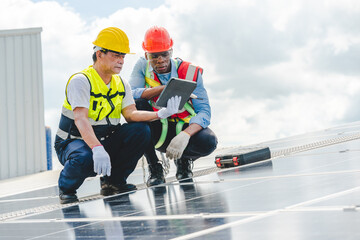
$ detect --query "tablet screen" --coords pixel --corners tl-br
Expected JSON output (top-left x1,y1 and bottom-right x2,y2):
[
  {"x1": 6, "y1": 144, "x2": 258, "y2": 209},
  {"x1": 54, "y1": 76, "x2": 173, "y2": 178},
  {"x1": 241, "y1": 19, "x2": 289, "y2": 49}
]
[{"x1": 155, "y1": 78, "x2": 197, "y2": 110}]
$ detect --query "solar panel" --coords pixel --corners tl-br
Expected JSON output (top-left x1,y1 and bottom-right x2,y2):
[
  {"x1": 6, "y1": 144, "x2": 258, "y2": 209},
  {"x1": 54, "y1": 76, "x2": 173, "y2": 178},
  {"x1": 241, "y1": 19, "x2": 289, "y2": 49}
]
[{"x1": 1, "y1": 122, "x2": 360, "y2": 239}]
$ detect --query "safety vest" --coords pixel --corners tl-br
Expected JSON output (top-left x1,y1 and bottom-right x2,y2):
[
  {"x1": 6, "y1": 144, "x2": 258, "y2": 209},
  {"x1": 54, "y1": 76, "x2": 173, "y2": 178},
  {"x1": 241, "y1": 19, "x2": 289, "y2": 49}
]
[
  {"x1": 144, "y1": 58, "x2": 203, "y2": 148},
  {"x1": 56, "y1": 66, "x2": 125, "y2": 141},
  {"x1": 145, "y1": 58, "x2": 203, "y2": 123}
]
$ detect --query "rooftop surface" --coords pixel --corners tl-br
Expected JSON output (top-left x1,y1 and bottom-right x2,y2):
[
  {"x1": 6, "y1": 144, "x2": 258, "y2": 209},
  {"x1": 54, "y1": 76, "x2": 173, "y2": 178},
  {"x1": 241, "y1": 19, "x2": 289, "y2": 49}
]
[{"x1": 1, "y1": 121, "x2": 360, "y2": 239}]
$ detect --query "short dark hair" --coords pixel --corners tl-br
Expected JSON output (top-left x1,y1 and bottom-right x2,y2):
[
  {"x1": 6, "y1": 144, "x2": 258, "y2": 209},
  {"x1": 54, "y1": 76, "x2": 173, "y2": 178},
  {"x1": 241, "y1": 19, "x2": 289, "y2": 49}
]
[{"x1": 92, "y1": 48, "x2": 110, "y2": 62}]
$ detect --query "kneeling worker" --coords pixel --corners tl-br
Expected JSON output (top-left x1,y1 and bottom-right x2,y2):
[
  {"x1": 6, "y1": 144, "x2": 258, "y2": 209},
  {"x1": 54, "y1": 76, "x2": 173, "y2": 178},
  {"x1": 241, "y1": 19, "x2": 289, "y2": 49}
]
[
  {"x1": 55, "y1": 27, "x2": 181, "y2": 204},
  {"x1": 130, "y1": 26, "x2": 218, "y2": 186}
]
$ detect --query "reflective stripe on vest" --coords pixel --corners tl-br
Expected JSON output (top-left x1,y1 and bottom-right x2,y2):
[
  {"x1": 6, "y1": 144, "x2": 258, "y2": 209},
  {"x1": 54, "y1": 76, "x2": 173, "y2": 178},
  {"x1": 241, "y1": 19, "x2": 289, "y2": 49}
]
[{"x1": 56, "y1": 66, "x2": 125, "y2": 140}]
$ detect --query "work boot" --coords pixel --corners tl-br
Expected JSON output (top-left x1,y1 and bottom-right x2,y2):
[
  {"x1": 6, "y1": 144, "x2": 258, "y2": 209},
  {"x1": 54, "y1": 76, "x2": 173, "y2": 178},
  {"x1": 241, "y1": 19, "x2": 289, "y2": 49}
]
[
  {"x1": 59, "y1": 190, "x2": 79, "y2": 204},
  {"x1": 100, "y1": 177, "x2": 137, "y2": 196},
  {"x1": 175, "y1": 158, "x2": 193, "y2": 180},
  {"x1": 147, "y1": 162, "x2": 165, "y2": 187}
]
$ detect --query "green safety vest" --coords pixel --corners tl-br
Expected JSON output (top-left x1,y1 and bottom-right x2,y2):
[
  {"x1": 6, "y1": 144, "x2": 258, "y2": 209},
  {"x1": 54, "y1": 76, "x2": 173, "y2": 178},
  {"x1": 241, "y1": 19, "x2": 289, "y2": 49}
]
[{"x1": 56, "y1": 65, "x2": 125, "y2": 141}]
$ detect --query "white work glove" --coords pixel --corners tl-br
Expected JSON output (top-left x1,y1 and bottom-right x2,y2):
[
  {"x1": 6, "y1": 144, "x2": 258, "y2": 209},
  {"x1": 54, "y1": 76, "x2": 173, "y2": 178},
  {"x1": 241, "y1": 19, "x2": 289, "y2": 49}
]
[
  {"x1": 166, "y1": 131, "x2": 191, "y2": 160},
  {"x1": 157, "y1": 96, "x2": 182, "y2": 119},
  {"x1": 92, "y1": 145, "x2": 111, "y2": 176}
]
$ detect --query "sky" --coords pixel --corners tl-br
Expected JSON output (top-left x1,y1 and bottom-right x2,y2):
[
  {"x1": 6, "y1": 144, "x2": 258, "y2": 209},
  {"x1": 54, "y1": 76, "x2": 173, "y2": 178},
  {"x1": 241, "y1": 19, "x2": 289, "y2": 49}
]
[{"x1": 1, "y1": 0, "x2": 360, "y2": 149}]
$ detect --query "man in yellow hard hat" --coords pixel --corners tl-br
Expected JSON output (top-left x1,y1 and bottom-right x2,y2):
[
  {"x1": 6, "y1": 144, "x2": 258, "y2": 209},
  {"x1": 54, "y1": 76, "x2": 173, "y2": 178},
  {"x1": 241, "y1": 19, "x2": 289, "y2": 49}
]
[
  {"x1": 54, "y1": 27, "x2": 181, "y2": 204},
  {"x1": 130, "y1": 26, "x2": 218, "y2": 187}
]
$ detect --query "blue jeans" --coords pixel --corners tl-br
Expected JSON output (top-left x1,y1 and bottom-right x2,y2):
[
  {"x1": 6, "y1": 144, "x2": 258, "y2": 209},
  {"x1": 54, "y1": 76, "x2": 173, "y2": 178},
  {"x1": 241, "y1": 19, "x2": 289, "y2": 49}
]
[{"x1": 55, "y1": 122, "x2": 150, "y2": 193}]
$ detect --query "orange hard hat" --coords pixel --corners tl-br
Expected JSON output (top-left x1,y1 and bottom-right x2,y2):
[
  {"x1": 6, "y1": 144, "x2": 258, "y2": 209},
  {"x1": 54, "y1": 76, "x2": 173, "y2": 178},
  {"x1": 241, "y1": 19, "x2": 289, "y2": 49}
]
[{"x1": 142, "y1": 26, "x2": 174, "y2": 53}]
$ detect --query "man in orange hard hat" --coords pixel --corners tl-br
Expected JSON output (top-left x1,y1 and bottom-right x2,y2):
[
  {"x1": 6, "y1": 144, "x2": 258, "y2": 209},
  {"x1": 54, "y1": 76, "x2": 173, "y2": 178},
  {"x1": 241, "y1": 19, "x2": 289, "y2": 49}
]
[
  {"x1": 130, "y1": 26, "x2": 218, "y2": 186},
  {"x1": 54, "y1": 27, "x2": 181, "y2": 204}
]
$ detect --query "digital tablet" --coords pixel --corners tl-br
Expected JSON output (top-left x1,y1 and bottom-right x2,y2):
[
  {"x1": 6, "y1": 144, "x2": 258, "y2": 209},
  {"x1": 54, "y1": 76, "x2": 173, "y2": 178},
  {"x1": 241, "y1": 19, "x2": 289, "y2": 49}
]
[{"x1": 155, "y1": 78, "x2": 197, "y2": 110}]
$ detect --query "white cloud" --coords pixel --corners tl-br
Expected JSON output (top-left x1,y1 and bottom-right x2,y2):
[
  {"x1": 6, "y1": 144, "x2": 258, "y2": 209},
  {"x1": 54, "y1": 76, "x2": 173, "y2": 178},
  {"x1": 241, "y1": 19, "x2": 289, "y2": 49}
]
[
  {"x1": 1, "y1": 0, "x2": 360, "y2": 151},
  {"x1": 211, "y1": 92, "x2": 349, "y2": 147}
]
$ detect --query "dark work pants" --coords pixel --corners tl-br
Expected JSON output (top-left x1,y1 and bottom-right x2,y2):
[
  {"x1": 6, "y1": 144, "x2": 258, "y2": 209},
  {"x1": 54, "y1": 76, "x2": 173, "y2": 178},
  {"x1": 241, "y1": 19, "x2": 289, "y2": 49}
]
[
  {"x1": 135, "y1": 99, "x2": 218, "y2": 165},
  {"x1": 55, "y1": 122, "x2": 151, "y2": 193}
]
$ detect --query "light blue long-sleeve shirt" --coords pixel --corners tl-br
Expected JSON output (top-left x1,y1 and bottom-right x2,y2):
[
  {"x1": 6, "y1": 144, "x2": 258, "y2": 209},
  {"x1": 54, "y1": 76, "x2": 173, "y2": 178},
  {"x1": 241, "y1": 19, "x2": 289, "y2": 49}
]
[{"x1": 129, "y1": 57, "x2": 211, "y2": 128}]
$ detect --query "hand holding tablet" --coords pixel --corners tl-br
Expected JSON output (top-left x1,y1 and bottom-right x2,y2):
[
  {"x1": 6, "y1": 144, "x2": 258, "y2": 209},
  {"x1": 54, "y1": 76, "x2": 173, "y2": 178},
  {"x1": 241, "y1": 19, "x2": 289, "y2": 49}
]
[
  {"x1": 155, "y1": 78, "x2": 197, "y2": 110},
  {"x1": 157, "y1": 96, "x2": 182, "y2": 119}
]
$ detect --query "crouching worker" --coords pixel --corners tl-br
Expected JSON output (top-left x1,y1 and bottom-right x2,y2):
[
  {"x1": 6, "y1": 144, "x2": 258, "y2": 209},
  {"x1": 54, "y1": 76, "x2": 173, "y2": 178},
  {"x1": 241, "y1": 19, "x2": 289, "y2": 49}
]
[
  {"x1": 129, "y1": 26, "x2": 218, "y2": 187},
  {"x1": 55, "y1": 27, "x2": 181, "y2": 204}
]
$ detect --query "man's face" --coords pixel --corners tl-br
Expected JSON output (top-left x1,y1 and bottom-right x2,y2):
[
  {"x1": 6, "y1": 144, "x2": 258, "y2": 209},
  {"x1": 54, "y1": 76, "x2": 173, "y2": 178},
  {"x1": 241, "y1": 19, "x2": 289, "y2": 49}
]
[
  {"x1": 147, "y1": 50, "x2": 172, "y2": 74},
  {"x1": 101, "y1": 51, "x2": 126, "y2": 74}
]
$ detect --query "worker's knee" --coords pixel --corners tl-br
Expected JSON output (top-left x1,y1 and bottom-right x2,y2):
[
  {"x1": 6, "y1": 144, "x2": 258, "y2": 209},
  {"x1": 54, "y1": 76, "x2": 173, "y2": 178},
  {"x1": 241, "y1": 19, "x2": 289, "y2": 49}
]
[
  {"x1": 131, "y1": 122, "x2": 151, "y2": 138},
  {"x1": 191, "y1": 128, "x2": 218, "y2": 156},
  {"x1": 201, "y1": 130, "x2": 218, "y2": 155},
  {"x1": 74, "y1": 150, "x2": 93, "y2": 166},
  {"x1": 125, "y1": 122, "x2": 151, "y2": 148},
  {"x1": 68, "y1": 149, "x2": 95, "y2": 174},
  {"x1": 61, "y1": 149, "x2": 94, "y2": 180}
]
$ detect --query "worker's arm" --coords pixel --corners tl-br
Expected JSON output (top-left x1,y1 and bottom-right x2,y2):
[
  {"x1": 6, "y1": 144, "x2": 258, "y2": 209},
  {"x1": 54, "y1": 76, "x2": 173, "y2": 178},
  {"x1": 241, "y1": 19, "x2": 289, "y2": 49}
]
[
  {"x1": 73, "y1": 107, "x2": 111, "y2": 176},
  {"x1": 122, "y1": 104, "x2": 159, "y2": 122},
  {"x1": 140, "y1": 85, "x2": 165, "y2": 100},
  {"x1": 73, "y1": 107, "x2": 101, "y2": 149},
  {"x1": 122, "y1": 96, "x2": 181, "y2": 122},
  {"x1": 189, "y1": 73, "x2": 211, "y2": 128},
  {"x1": 66, "y1": 74, "x2": 111, "y2": 176},
  {"x1": 183, "y1": 123, "x2": 203, "y2": 136},
  {"x1": 67, "y1": 74, "x2": 100, "y2": 148}
]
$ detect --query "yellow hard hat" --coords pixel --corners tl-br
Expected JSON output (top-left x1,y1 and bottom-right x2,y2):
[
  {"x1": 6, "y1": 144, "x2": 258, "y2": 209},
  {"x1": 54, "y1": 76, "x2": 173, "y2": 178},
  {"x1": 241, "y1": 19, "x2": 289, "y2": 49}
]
[{"x1": 93, "y1": 27, "x2": 133, "y2": 54}]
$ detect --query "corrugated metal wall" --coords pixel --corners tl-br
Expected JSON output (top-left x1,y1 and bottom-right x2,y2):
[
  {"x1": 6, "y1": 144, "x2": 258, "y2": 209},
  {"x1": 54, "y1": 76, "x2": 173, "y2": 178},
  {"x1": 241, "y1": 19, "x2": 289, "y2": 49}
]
[{"x1": 0, "y1": 27, "x2": 47, "y2": 180}]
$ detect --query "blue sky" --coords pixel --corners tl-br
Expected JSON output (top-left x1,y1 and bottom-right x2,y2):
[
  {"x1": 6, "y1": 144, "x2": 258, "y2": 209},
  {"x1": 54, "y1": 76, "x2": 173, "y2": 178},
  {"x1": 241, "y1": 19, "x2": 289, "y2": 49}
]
[{"x1": 1, "y1": 0, "x2": 360, "y2": 151}]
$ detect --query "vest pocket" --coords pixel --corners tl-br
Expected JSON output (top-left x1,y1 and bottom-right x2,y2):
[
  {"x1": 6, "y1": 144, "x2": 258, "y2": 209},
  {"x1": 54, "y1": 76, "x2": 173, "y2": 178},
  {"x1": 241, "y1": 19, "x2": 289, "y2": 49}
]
[{"x1": 92, "y1": 101, "x2": 98, "y2": 111}]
